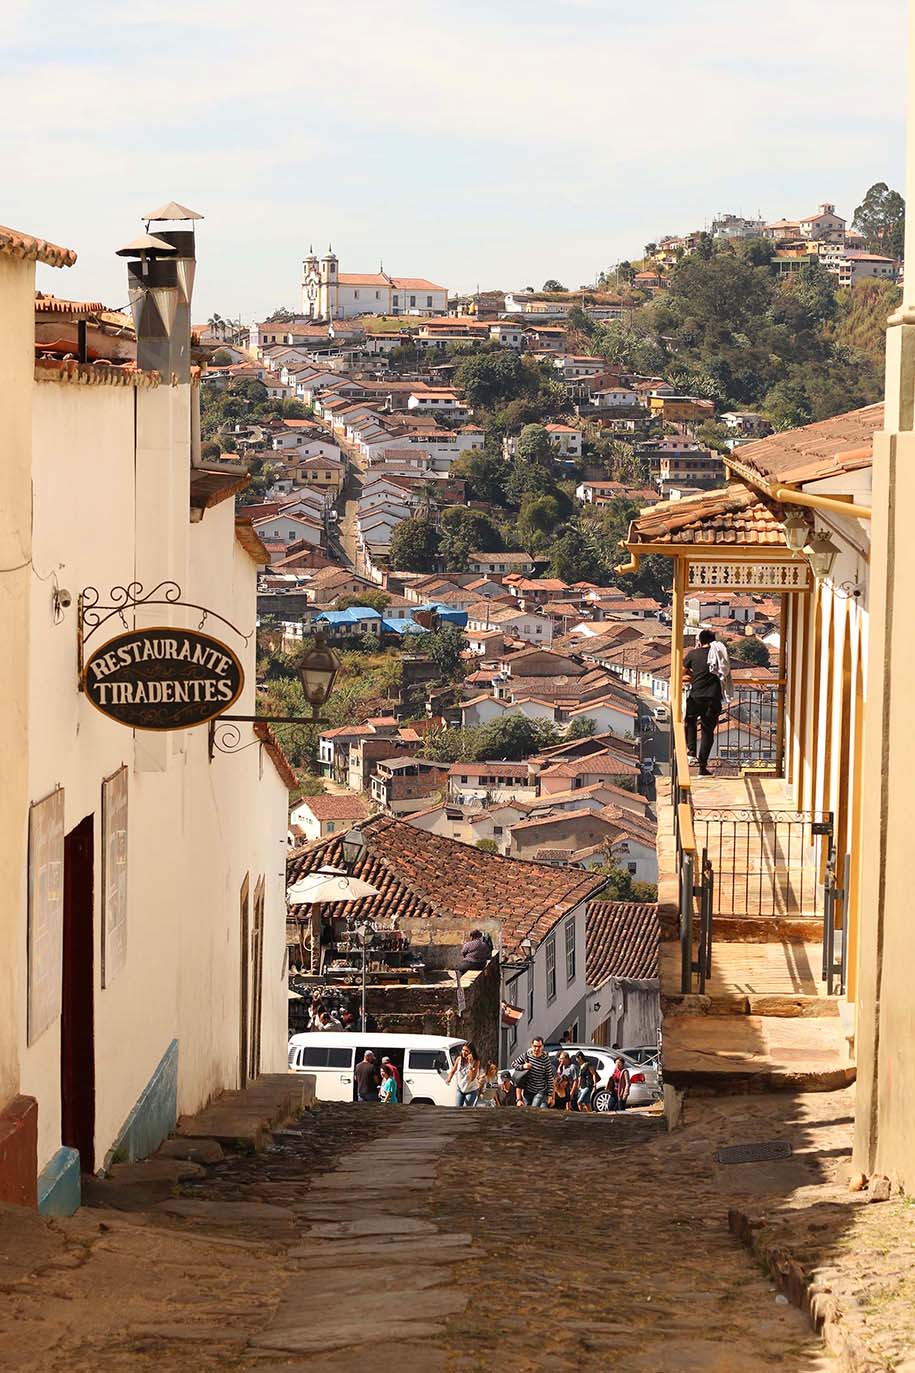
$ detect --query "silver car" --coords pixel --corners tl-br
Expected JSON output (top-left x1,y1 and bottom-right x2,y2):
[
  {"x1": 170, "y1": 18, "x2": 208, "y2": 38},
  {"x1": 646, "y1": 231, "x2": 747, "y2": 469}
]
[{"x1": 549, "y1": 1045, "x2": 661, "y2": 1111}]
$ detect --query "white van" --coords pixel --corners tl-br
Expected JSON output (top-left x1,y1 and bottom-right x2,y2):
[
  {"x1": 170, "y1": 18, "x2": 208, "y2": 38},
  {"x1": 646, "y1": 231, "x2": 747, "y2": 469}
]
[{"x1": 287, "y1": 1031, "x2": 467, "y2": 1106}]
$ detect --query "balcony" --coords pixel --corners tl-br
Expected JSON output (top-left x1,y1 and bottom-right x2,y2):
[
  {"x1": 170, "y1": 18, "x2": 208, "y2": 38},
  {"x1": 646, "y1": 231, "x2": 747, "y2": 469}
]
[{"x1": 659, "y1": 722, "x2": 854, "y2": 1094}]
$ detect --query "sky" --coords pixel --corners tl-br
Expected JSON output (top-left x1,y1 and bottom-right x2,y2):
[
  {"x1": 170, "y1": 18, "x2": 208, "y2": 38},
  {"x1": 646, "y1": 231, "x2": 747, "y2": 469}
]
[{"x1": 2, "y1": 0, "x2": 908, "y2": 320}]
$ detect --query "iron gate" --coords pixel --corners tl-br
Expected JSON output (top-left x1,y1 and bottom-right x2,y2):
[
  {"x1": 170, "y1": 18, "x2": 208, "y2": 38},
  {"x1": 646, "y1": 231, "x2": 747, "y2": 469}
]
[{"x1": 691, "y1": 809, "x2": 833, "y2": 922}]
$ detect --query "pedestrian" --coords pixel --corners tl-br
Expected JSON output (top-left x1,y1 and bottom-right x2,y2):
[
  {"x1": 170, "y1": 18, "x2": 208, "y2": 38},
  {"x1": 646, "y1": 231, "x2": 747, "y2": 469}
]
[
  {"x1": 447, "y1": 1041, "x2": 483, "y2": 1107},
  {"x1": 379, "y1": 1063, "x2": 398, "y2": 1103},
  {"x1": 574, "y1": 1052, "x2": 596, "y2": 1112},
  {"x1": 611, "y1": 1056, "x2": 631, "y2": 1112},
  {"x1": 353, "y1": 1050, "x2": 380, "y2": 1103},
  {"x1": 456, "y1": 930, "x2": 490, "y2": 976},
  {"x1": 380, "y1": 1056, "x2": 402, "y2": 1098},
  {"x1": 683, "y1": 629, "x2": 731, "y2": 777},
  {"x1": 552, "y1": 1051, "x2": 577, "y2": 1111},
  {"x1": 510, "y1": 1037, "x2": 555, "y2": 1108},
  {"x1": 315, "y1": 1008, "x2": 341, "y2": 1031},
  {"x1": 476, "y1": 1062, "x2": 503, "y2": 1107}
]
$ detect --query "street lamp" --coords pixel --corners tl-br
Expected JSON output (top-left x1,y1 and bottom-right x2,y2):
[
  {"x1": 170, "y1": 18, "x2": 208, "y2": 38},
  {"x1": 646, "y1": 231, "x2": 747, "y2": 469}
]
[
  {"x1": 299, "y1": 635, "x2": 341, "y2": 721},
  {"x1": 341, "y1": 827, "x2": 367, "y2": 869},
  {"x1": 355, "y1": 919, "x2": 374, "y2": 1030},
  {"x1": 804, "y1": 531, "x2": 840, "y2": 582},
  {"x1": 520, "y1": 937, "x2": 534, "y2": 959},
  {"x1": 781, "y1": 512, "x2": 809, "y2": 553}
]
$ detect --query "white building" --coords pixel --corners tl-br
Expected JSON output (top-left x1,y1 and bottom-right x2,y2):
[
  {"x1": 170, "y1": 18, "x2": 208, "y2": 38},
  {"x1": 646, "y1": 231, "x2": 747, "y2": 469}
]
[
  {"x1": 0, "y1": 214, "x2": 291, "y2": 1214},
  {"x1": 301, "y1": 249, "x2": 447, "y2": 320}
]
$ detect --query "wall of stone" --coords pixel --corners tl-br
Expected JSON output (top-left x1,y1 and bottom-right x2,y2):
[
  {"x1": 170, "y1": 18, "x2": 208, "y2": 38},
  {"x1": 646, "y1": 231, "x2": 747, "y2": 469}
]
[{"x1": 366, "y1": 959, "x2": 501, "y2": 1068}]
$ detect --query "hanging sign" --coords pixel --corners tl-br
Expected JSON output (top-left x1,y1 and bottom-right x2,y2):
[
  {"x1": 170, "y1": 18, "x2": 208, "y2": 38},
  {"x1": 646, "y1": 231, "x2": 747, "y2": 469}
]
[{"x1": 83, "y1": 626, "x2": 244, "y2": 730}]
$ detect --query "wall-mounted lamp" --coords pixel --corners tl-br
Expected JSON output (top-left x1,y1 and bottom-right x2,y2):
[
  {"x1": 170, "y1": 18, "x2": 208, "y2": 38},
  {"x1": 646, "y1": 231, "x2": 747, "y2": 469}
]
[
  {"x1": 299, "y1": 635, "x2": 341, "y2": 721},
  {"x1": 341, "y1": 827, "x2": 367, "y2": 869},
  {"x1": 781, "y1": 512, "x2": 809, "y2": 553},
  {"x1": 520, "y1": 937, "x2": 534, "y2": 960},
  {"x1": 803, "y1": 530, "x2": 840, "y2": 582}
]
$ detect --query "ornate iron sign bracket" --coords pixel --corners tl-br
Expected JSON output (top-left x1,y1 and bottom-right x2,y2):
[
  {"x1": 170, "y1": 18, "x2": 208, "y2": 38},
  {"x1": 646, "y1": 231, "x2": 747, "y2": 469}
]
[
  {"x1": 208, "y1": 713, "x2": 329, "y2": 762},
  {"x1": 78, "y1": 581, "x2": 253, "y2": 689}
]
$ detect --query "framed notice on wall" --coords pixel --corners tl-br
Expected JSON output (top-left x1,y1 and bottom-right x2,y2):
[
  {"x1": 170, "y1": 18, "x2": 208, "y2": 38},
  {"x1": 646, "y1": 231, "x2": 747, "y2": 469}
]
[
  {"x1": 27, "y1": 787, "x2": 65, "y2": 1044},
  {"x1": 101, "y1": 765, "x2": 128, "y2": 987}
]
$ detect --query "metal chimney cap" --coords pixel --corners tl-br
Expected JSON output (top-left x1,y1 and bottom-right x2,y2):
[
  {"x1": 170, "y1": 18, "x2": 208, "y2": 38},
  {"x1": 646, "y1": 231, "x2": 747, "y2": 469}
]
[
  {"x1": 116, "y1": 231, "x2": 178, "y2": 258},
  {"x1": 142, "y1": 201, "x2": 205, "y2": 222}
]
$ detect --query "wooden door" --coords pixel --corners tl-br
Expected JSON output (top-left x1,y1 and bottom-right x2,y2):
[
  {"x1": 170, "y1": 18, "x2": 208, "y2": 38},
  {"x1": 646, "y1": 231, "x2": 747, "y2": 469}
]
[
  {"x1": 61, "y1": 815, "x2": 95, "y2": 1173},
  {"x1": 239, "y1": 875, "x2": 250, "y2": 1090}
]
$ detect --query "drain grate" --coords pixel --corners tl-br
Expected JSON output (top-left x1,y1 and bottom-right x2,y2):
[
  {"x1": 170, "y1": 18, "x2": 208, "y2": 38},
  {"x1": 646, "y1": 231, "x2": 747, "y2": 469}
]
[{"x1": 716, "y1": 1140, "x2": 793, "y2": 1165}]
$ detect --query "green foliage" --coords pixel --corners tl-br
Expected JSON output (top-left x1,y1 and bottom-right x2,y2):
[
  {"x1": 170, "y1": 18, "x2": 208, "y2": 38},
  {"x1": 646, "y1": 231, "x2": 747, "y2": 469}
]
[
  {"x1": 406, "y1": 622, "x2": 467, "y2": 682},
  {"x1": 438, "y1": 506, "x2": 503, "y2": 570},
  {"x1": 592, "y1": 858, "x2": 656, "y2": 902},
  {"x1": 266, "y1": 306, "x2": 296, "y2": 322},
  {"x1": 473, "y1": 714, "x2": 559, "y2": 761},
  {"x1": 542, "y1": 279, "x2": 566, "y2": 292},
  {"x1": 729, "y1": 635, "x2": 770, "y2": 667},
  {"x1": 853, "y1": 182, "x2": 906, "y2": 259},
  {"x1": 450, "y1": 448, "x2": 509, "y2": 505},
  {"x1": 202, "y1": 440, "x2": 221, "y2": 461},
  {"x1": 211, "y1": 348, "x2": 233, "y2": 365},
  {"x1": 476, "y1": 838, "x2": 499, "y2": 853},
  {"x1": 389, "y1": 515, "x2": 438, "y2": 572},
  {"x1": 282, "y1": 398, "x2": 311, "y2": 419},
  {"x1": 832, "y1": 278, "x2": 902, "y2": 368},
  {"x1": 517, "y1": 494, "x2": 564, "y2": 554},
  {"x1": 566, "y1": 715, "x2": 597, "y2": 739},
  {"x1": 548, "y1": 526, "x2": 605, "y2": 584},
  {"x1": 335, "y1": 590, "x2": 390, "y2": 613}
]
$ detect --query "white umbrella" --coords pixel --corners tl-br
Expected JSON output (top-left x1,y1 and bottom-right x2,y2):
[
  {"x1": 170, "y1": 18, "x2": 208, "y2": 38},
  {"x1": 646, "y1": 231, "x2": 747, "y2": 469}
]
[{"x1": 286, "y1": 867, "x2": 379, "y2": 906}]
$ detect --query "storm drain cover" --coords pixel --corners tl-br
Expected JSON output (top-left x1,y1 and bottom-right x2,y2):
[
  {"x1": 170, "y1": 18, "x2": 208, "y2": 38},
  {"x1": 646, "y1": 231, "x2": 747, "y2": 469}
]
[{"x1": 716, "y1": 1140, "x2": 793, "y2": 1165}]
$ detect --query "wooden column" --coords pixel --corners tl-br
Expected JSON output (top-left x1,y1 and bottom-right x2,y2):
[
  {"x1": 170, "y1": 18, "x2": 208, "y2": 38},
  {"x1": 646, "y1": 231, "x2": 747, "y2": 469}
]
[{"x1": 670, "y1": 558, "x2": 687, "y2": 721}]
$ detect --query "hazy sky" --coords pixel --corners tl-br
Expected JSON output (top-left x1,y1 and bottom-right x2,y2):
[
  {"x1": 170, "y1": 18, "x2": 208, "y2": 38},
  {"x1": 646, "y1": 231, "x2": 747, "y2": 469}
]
[{"x1": 3, "y1": 0, "x2": 907, "y2": 320}]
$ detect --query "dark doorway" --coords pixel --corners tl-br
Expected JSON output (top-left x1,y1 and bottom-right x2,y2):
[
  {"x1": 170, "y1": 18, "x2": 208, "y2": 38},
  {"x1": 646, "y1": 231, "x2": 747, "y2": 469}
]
[{"x1": 61, "y1": 814, "x2": 95, "y2": 1174}]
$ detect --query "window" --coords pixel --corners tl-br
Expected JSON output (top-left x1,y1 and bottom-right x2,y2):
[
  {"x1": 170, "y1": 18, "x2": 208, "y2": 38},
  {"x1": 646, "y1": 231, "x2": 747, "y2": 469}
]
[
  {"x1": 628, "y1": 862, "x2": 637, "y2": 875},
  {"x1": 546, "y1": 936, "x2": 556, "y2": 1003},
  {"x1": 326, "y1": 822, "x2": 335, "y2": 834},
  {"x1": 410, "y1": 295, "x2": 416, "y2": 307},
  {"x1": 301, "y1": 1046, "x2": 352, "y2": 1068},
  {"x1": 565, "y1": 918, "x2": 576, "y2": 983},
  {"x1": 393, "y1": 295, "x2": 399, "y2": 305},
  {"x1": 408, "y1": 1049, "x2": 448, "y2": 1071},
  {"x1": 527, "y1": 964, "x2": 534, "y2": 1020},
  {"x1": 427, "y1": 296, "x2": 433, "y2": 307},
  {"x1": 493, "y1": 825, "x2": 503, "y2": 836},
  {"x1": 354, "y1": 290, "x2": 360, "y2": 299}
]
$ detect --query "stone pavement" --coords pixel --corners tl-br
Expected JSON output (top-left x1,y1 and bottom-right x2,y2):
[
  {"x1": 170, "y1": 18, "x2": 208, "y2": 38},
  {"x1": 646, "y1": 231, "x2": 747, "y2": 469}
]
[{"x1": 3, "y1": 1086, "x2": 913, "y2": 1371}]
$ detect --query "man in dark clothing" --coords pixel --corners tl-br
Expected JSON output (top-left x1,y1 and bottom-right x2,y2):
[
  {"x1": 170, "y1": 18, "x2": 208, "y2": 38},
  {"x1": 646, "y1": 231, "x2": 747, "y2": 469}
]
[
  {"x1": 684, "y1": 629, "x2": 723, "y2": 776},
  {"x1": 457, "y1": 930, "x2": 490, "y2": 976},
  {"x1": 353, "y1": 1051, "x2": 380, "y2": 1102}
]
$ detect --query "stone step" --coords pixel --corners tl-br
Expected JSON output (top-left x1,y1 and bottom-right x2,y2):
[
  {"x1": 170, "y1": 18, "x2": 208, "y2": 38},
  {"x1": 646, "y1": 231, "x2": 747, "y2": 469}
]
[
  {"x1": 662, "y1": 1012, "x2": 855, "y2": 1095},
  {"x1": 175, "y1": 1073, "x2": 315, "y2": 1150},
  {"x1": 693, "y1": 917, "x2": 823, "y2": 943},
  {"x1": 663, "y1": 993, "x2": 839, "y2": 1019}
]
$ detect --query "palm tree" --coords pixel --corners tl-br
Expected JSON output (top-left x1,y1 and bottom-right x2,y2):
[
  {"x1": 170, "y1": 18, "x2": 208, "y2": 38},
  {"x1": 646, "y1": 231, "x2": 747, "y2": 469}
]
[{"x1": 208, "y1": 313, "x2": 223, "y2": 340}]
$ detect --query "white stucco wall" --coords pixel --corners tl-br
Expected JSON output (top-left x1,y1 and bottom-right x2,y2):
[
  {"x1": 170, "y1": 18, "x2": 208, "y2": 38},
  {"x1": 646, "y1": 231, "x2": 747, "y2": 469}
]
[{"x1": 22, "y1": 377, "x2": 289, "y2": 1175}]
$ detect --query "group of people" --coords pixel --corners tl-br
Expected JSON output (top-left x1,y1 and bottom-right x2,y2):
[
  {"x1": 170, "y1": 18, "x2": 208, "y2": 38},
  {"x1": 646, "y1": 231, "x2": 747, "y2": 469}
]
[
  {"x1": 353, "y1": 1050, "x2": 402, "y2": 1103},
  {"x1": 304, "y1": 992, "x2": 376, "y2": 1035},
  {"x1": 509, "y1": 1039, "x2": 631, "y2": 1112}
]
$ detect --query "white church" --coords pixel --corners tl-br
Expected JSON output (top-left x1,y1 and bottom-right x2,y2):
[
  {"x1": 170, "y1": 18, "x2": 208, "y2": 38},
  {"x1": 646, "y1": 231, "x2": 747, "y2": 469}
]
[{"x1": 301, "y1": 248, "x2": 448, "y2": 320}]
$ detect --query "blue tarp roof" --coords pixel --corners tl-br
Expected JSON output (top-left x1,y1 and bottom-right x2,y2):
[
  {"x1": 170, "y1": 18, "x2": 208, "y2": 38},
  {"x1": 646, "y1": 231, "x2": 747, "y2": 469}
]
[
  {"x1": 316, "y1": 607, "x2": 382, "y2": 625},
  {"x1": 382, "y1": 618, "x2": 429, "y2": 635}
]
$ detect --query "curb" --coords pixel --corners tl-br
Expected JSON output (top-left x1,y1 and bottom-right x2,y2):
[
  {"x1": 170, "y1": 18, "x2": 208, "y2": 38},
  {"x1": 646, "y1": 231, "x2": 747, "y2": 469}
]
[{"x1": 728, "y1": 1208, "x2": 882, "y2": 1373}]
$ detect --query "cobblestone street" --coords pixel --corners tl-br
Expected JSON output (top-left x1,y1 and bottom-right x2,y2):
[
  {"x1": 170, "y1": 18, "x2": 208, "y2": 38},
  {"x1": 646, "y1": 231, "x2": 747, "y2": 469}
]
[{"x1": 2, "y1": 1087, "x2": 899, "y2": 1372}]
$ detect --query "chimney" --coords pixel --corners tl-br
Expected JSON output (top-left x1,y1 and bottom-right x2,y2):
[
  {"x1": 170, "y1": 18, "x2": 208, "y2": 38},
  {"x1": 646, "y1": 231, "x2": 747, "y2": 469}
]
[{"x1": 117, "y1": 202, "x2": 203, "y2": 381}]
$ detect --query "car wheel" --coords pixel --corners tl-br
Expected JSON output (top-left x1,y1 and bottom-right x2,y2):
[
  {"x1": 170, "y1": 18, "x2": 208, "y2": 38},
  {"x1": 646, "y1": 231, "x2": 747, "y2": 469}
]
[{"x1": 592, "y1": 1088, "x2": 616, "y2": 1113}]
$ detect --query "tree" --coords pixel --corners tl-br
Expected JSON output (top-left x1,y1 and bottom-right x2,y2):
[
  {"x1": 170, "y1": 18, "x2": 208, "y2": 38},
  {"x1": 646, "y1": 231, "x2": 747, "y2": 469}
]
[
  {"x1": 211, "y1": 348, "x2": 233, "y2": 365},
  {"x1": 549, "y1": 526, "x2": 604, "y2": 584},
  {"x1": 423, "y1": 622, "x2": 467, "y2": 681},
  {"x1": 202, "y1": 440, "x2": 221, "y2": 461},
  {"x1": 389, "y1": 515, "x2": 438, "y2": 572},
  {"x1": 567, "y1": 715, "x2": 597, "y2": 739},
  {"x1": 542, "y1": 279, "x2": 566, "y2": 292},
  {"x1": 451, "y1": 449, "x2": 509, "y2": 505},
  {"x1": 335, "y1": 590, "x2": 390, "y2": 613},
  {"x1": 730, "y1": 635, "x2": 770, "y2": 667},
  {"x1": 517, "y1": 494, "x2": 563, "y2": 553},
  {"x1": 476, "y1": 838, "x2": 499, "y2": 853},
  {"x1": 472, "y1": 714, "x2": 559, "y2": 762},
  {"x1": 853, "y1": 182, "x2": 906, "y2": 259},
  {"x1": 590, "y1": 857, "x2": 656, "y2": 902},
  {"x1": 267, "y1": 306, "x2": 296, "y2": 322},
  {"x1": 282, "y1": 398, "x2": 311, "y2": 419}
]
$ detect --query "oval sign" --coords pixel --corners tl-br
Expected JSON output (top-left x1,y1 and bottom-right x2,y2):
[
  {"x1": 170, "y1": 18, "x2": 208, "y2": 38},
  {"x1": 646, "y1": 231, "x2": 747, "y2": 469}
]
[{"x1": 83, "y1": 626, "x2": 244, "y2": 731}]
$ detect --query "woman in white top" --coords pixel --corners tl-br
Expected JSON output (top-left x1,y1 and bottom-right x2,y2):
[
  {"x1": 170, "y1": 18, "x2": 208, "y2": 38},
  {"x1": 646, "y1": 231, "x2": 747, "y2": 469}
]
[{"x1": 446, "y1": 1041, "x2": 483, "y2": 1107}]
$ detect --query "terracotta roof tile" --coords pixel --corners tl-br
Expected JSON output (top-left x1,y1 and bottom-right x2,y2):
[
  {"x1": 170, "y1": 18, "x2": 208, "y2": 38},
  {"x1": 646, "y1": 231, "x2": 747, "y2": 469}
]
[
  {"x1": 731, "y1": 403, "x2": 881, "y2": 485},
  {"x1": 586, "y1": 899, "x2": 660, "y2": 983},
  {"x1": 296, "y1": 794, "x2": 373, "y2": 821},
  {"x1": 287, "y1": 815, "x2": 605, "y2": 956},
  {"x1": 0, "y1": 224, "x2": 76, "y2": 269},
  {"x1": 629, "y1": 483, "x2": 787, "y2": 547}
]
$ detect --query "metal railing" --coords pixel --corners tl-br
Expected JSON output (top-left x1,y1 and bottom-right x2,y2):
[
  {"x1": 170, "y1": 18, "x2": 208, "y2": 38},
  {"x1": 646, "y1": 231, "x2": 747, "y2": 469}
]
[
  {"x1": 673, "y1": 717, "x2": 715, "y2": 993},
  {"x1": 712, "y1": 678, "x2": 786, "y2": 772},
  {"x1": 692, "y1": 809, "x2": 832, "y2": 921},
  {"x1": 823, "y1": 847, "x2": 850, "y2": 996}
]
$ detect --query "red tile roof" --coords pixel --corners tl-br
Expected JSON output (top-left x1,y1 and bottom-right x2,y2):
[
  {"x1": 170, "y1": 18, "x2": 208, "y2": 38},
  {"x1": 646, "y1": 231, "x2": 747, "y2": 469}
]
[
  {"x1": 296, "y1": 794, "x2": 373, "y2": 821},
  {"x1": 729, "y1": 403, "x2": 881, "y2": 485},
  {"x1": 287, "y1": 815, "x2": 605, "y2": 956},
  {"x1": 0, "y1": 224, "x2": 76, "y2": 269},
  {"x1": 586, "y1": 899, "x2": 660, "y2": 983},
  {"x1": 628, "y1": 484, "x2": 787, "y2": 548}
]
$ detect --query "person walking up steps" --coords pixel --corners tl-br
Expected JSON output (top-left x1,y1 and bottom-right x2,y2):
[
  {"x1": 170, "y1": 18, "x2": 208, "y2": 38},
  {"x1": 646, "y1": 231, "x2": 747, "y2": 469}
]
[
  {"x1": 447, "y1": 1042, "x2": 483, "y2": 1107},
  {"x1": 510, "y1": 1037, "x2": 555, "y2": 1108}
]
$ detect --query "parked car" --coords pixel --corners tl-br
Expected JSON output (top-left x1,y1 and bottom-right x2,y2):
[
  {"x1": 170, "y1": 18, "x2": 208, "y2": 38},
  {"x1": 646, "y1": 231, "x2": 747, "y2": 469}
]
[{"x1": 548, "y1": 1045, "x2": 661, "y2": 1111}]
